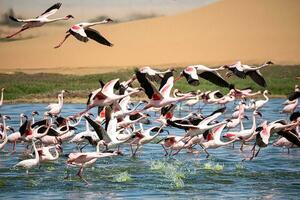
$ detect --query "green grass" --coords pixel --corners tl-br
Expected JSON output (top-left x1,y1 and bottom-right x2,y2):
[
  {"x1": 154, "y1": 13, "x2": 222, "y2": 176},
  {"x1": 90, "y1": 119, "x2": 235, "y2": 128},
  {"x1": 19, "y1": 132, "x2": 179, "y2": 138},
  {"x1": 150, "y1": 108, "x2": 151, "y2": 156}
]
[{"x1": 0, "y1": 65, "x2": 299, "y2": 102}]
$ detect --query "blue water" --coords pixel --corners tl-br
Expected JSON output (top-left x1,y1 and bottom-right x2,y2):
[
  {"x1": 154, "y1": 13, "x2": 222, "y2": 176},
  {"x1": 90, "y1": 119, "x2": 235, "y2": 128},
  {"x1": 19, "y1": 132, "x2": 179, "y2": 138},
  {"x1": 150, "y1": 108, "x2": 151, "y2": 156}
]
[{"x1": 0, "y1": 99, "x2": 300, "y2": 199}]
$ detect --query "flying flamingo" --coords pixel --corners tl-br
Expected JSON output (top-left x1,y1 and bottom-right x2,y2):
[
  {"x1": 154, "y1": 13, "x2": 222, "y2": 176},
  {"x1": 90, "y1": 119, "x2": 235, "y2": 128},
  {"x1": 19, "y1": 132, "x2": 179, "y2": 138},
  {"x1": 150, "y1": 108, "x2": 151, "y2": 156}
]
[
  {"x1": 177, "y1": 65, "x2": 232, "y2": 88},
  {"x1": 222, "y1": 61, "x2": 273, "y2": 87},
  {"x1": 130, "y1": 125, "x2": 165, "y2": 156},
  {"x1": 223, "y1": 110, "x2": 262, "y2": 151},
  {"x1": 6, "y1": 3, "x2": 74, "y2": 38},
  {"x1": 135, "y1": 69, "x2": 193, "y2": 111},
  {"x1": 54, "y1": 18, "x2": 113, "y2": 48},
  {"x1": 78, "y1": 79, "x2": 142, "y2": 117},
  {"x1": 200, "y1": 124, "x2": 240, "y2": 158},
  {"x1": 66, "y1": 142, "x2": 121, "y2": 184}
]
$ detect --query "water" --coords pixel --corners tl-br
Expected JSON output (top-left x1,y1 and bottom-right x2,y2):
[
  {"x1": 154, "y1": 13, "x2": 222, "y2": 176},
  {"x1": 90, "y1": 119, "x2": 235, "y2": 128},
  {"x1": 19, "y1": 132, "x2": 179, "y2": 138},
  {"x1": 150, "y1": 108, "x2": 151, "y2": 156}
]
[{"x1": 0, "y1": 99, "x2": 300, "y2": 199}]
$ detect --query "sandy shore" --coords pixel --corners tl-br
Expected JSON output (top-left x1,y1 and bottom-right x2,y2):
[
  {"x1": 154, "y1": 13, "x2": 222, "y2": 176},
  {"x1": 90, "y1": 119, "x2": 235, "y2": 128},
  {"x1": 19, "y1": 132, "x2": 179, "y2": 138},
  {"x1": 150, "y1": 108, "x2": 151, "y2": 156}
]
[{"x1": 0, "y1": 0, "x2": 300, "y2": 75}]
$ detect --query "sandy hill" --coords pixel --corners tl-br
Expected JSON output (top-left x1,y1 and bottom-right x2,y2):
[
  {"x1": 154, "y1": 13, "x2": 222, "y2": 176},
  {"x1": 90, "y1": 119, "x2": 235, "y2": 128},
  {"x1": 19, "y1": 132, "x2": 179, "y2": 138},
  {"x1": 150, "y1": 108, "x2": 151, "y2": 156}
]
[{"x1": 0, "y1": 0, "x2": 300, "y2": 74}]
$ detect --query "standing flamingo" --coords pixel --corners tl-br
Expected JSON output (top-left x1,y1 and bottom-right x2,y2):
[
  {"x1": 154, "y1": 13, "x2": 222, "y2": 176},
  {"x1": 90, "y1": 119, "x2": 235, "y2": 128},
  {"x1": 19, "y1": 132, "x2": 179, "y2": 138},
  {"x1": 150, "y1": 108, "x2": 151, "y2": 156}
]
[
  {"x1": 0, "y1": 88, "x2": 4, "y2": 108},
  {"x1": 6, "y1": 3, "x2": 74, "y2": 38},
  {"x1": 14, "y1": 139, "x2": 40, "y2": 174}
]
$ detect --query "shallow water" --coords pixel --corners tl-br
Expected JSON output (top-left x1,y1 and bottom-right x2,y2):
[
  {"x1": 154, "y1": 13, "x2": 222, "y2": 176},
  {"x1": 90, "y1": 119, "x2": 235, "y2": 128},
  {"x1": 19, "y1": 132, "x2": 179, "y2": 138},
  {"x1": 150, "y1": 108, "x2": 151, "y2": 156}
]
[{"x1": 0, "y1": 99, "x2": 299, "y2": 199}]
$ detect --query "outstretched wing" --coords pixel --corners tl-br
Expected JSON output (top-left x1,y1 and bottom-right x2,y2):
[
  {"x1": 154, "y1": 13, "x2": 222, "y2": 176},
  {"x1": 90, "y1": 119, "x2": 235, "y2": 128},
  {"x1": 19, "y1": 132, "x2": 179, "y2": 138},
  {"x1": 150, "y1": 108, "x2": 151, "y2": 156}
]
[
  {"x1": 198, "y1": 71, "x2": 230, "y2": 88},
  {"x1": 85, "y1": 28, "x2": 113, "y2": 47},
  {"x1": 38, "y1": 3, "x2": 62, "y2": 18},
  {"x1": 246, "y1": 70, "x2": 267, "y2": 87},
  {"x1": 69, "y1": 25, "x2": 88, "y2": 42}
]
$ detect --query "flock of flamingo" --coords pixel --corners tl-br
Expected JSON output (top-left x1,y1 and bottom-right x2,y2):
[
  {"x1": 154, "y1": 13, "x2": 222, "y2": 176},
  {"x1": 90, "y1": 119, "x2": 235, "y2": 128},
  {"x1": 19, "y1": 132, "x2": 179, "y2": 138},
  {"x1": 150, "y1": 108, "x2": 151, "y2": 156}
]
[{"x1": 1, "y1": 3, "x2": 300, "y2": 184}]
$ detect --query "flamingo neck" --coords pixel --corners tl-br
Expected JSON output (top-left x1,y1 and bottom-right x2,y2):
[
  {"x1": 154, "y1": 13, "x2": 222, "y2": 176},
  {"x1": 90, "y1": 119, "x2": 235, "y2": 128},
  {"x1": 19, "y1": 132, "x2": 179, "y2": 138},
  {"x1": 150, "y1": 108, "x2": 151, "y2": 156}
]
[
  {"x1": 32, "y1": 140, "x2": 39, "y2": 162},
  {"x1": 263, "y1": 93, "x2": 269, "y2": 101},
  {"x1": 48, "y1": 17, "x2": 69, "y2": 23},
  {"x1": 0, "y1": 90, "x2": 3, "y2": 105},
  {"x1": 0, "y1": 118, "x2": 8, "y2": 149},
  {"x1": 85, "y1": 120, "x2": 90, "y2": 131},
  {"x1": 251, "y1": 114, "x2": 257, "y2": 131},
  {"x1": 87, "y1": 20, "x2": 109, "y2": 27}
]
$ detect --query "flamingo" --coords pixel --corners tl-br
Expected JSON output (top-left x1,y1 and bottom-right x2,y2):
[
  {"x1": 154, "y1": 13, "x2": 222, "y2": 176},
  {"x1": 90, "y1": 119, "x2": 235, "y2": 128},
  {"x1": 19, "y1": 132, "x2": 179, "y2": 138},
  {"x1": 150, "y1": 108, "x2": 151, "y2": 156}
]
[
  {"x1": 184, "y1": 90, "x2": 202, "y2": 111},
  {"x1": 222, "y1": 61, "x2": 273, "y2": 87},
  {"x1": 54, "y1": 18, "x2": 113, "y2": 48},
  {"x1": 245, "y1": 120, "x2": 299, "y2": 160},
  {"x1": 177, "y1": 65, "x2": 232, "y2": 88},
  {"x1": 282, "y1": 99, "x2": 298, "y2": 115},
  {"x1": 0, "y1": 115, "x2": 11, "y2": 150},
  {"x1": 7, "y1": 113, "x2": 27, "y2": 152},
  {"x1": 38, "y1": 144, "x2": 63, "y2": 162},
  {"x1": 223, "y1": 110, "x2": 262, "y2": 151},
  {"x1": 130, "y1": 125, "x2": 165, "y2": 156},
  {"x1": 79, "y1": 79, "x2": 142, "y2": 117},
  {"x1": 6, "y1": 3, "x2": 74, "y2": 38},
  {"x1": 139, "y1": 67, "x2": 175, "y2": 83},
  {"x1": 287, "y1": 85, "x2": 300, "y2": 101},
  {"x1": 0, "y1": 88, "x2": 4, "y2": 108},
  {"x1": 157, "y1": 136, "x2": 186, "y2": 156},
  {"x1": 66, "y1": 142, "x2": 121, "y2": 184},
  {"x1": 200, "y1": 124, "x2": 240, "y2": 158},
  {"x1": 14, "y1": 139, "x2": 40, "y2": 174},
  {"x1": 249, "y1": 90, "x2": 270, "y2": 110},
  {"x1": 46, "y1": 93, "x2": 64, "y2": 117},
  {"x1": 135, "y1": 69, "x2": 193, "y2": 111}
]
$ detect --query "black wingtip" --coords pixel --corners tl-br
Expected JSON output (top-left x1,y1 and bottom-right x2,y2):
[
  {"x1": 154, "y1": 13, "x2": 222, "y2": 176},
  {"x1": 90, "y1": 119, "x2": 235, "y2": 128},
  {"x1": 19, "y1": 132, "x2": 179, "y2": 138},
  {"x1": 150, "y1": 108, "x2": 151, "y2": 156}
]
[{"x1": 9, "y1": 16, "x2": 18, "y2": 22}]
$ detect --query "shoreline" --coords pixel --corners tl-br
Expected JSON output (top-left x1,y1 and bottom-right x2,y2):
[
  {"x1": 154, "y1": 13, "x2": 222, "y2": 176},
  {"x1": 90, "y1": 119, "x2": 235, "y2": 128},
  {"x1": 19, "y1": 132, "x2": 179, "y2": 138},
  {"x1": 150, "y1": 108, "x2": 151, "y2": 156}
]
[{"x1": 2, "y1": 95, "x2": 287, "y2": 104}]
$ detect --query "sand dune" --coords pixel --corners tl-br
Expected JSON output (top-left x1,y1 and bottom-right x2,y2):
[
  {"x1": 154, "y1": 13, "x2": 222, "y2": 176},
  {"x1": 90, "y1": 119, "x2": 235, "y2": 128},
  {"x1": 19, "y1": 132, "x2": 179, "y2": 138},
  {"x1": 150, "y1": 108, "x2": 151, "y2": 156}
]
[{"x1": 0, "y1": 0, "x2": 300, "y2": 74}]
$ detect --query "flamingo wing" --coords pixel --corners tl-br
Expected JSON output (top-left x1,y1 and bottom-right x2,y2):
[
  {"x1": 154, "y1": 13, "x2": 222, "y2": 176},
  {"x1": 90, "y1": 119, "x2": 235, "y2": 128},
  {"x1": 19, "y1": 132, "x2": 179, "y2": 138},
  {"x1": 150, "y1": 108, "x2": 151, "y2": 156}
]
[
  {"x1": 159, "y1": 71, "x2": 174, "y2": 98},
  {"x1": 211, "y1": 124, "x2": 226, "y2": 142},
  {"x1": 85, "y1": 28, "x2": 113, "y2": 47},
  {"x1": 277, "y1": 130, "x2": 300, "y2": 147},
  {"x1": 69, "y1": 25, "x2": 88, "y2": 42},
  {"x1": 84, "y1": 115, "x2": 107, "y2": 141},
  {"x1": 38, "y1": 3, "x2": 62, "y2": 18},
  {"x1": 230, "y1": 61, "x2": 246, "y2": 78},
  {"x1": 101, "y1": 79, "x2": 119, "y2": 96},
  {"x1": 9, "y1": 16, "x2": 41, "y2": 23},
  {"x1": 288, "y1": 91, "x2": 300, "y2": 101},
  {"x1": 246, "y1": 70, "x2": 267, "y2": 87},
  {"x1": 182, "y1": 66, "x2": 199, "y2": 86},
  {"x1": 135, "y1": 69, "x2": 163, "y2": 100},
  {"x1": 198, "y1": 71, "x2": 231, "y2": 88}
]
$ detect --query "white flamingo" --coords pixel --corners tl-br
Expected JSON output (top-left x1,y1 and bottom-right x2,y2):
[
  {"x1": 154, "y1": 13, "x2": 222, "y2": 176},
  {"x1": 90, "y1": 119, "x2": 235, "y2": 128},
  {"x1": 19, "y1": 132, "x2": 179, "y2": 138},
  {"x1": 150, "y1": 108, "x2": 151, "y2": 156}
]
[
  {"x1": 6, "y1": 3, "x2": 73, "y2": 38},
  {"x1": 14, "y1": 139, "x2": 40, "y2": 174}
]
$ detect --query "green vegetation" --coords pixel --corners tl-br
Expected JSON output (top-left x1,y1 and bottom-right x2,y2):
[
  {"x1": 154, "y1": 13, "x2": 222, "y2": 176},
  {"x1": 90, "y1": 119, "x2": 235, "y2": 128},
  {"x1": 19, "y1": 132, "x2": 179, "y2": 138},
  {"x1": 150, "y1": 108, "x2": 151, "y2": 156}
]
[{"x1": 0, "y1": 65, "x2": 299, "y2": 102}]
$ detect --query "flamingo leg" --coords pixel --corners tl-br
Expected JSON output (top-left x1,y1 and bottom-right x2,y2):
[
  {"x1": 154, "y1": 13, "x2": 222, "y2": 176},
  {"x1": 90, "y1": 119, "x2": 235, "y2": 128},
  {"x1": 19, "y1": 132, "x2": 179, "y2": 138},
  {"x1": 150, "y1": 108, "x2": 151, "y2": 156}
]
[
  {"x1": 6, "y1": 27, "x2": 29, "y2": 38},
  {"x1": 11, "y1": 141, "x2": 16, "y2": 154},
  {"x1": 172, "y1": 136, "x2": 194, "y2": 156},
  {"x1": 132, "y1": 145, "x2": 140, "y2": 157},
  {"x1": 77, "y1": 166, "x2": 89, "y2": 185},
  {"x1": 161, "y1": 145, "x2": 168, "y2": 156},
  {"x1": 79, "y1": 144, "x2": 88, "y2": 152},
  {"x1": 254, "y1": 147, "x2": 261, "y2": 158},
  {"x1": 199, "y1": 144, "x2": 210, "y2": 158},
  {"x1": 54, "y1": 33, "x2": 71, "y2": 49}
]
